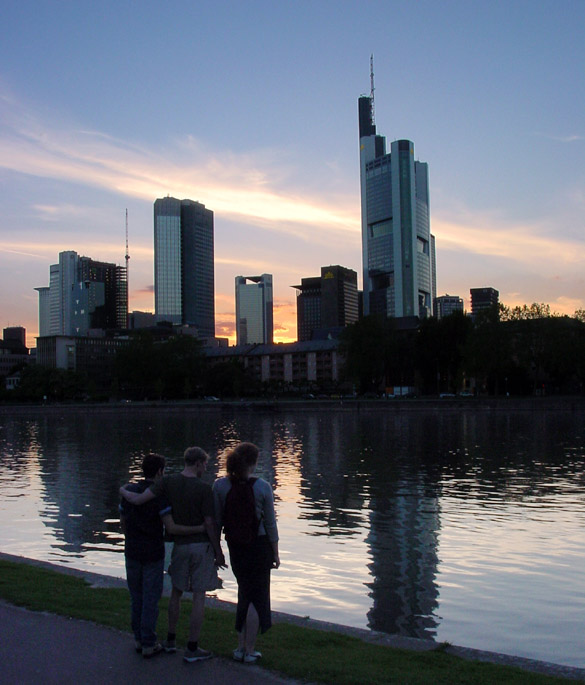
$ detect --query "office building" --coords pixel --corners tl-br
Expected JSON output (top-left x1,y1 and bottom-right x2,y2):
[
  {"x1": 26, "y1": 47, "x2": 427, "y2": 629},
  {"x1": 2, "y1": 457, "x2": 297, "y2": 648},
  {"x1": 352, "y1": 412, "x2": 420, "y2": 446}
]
[
  {"x1": 36, "y1": 251, "x2": 127, "y2": 337},
  {"x1": 154, "y1": 197, "x2": 214, "y2": 337},
  {"x1": 3, "y1": 327, "x2": 26, "y2": 347},
  {"x1": 293, "y1": 265, "x2": 359, "y2": 341},
  {"x1": 235, "y1": 274, "x2": 273, "y2": 345},
  {"x1": 321, "y1": 265, "x2": 359, "y2": 328},
  {"x1": 358, "y1": 85, "x2": 436, "y2": 320},
  {"x1": 470, "y1": 287, "x2": 499, "y2": 317},
  {"x1": 0, "y1": 326, "x2": 29, "y2": 382},
  {"x1": 293, "y1": 276, "x2": 322, "y2": 342},
  {"x1": 434, "y1": 295, "x2": 464, "y2": 319}
]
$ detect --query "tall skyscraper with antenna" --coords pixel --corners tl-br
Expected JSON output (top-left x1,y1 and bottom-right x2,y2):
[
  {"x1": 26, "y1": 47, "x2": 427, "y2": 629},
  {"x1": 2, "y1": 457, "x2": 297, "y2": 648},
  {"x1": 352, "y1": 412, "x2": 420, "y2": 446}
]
[{"x1": 358, "y1": 59, "x2": 436, "y2": 320}]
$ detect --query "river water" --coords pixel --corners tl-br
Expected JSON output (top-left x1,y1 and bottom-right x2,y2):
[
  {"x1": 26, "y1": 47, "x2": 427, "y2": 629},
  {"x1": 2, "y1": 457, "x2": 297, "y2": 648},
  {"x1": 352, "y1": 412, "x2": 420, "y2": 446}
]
[{"x1": 0, "y1": 404, "x2": 583, "y2": 667}]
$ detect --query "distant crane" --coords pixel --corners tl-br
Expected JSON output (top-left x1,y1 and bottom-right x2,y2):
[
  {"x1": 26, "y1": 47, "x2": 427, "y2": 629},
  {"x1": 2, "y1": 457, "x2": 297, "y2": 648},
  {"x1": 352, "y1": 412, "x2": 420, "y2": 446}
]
[
  {"x1": 370, "y1": 53, "x2": 376, "y2": 125},
  {"x1": 125, "y1": 208, "x2": 130, "y2": 315}
]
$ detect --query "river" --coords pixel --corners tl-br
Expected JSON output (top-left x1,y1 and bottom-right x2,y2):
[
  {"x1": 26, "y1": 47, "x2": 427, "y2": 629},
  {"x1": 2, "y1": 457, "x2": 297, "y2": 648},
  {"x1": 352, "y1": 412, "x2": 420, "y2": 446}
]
[{"x1": 0, "y1": 402, "x2": 583, "y2": 667}]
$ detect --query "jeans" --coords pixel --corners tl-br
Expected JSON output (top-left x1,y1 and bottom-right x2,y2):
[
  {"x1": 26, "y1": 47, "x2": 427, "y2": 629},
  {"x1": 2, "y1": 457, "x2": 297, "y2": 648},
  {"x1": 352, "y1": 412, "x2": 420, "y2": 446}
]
[{"x1": 125, "y1": 556, "x2": 164, "y2": 647}]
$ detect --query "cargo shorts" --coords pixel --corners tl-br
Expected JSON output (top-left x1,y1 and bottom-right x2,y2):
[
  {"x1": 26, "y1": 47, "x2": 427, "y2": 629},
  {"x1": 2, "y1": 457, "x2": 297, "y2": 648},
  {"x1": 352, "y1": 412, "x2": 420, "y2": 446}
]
[{"x1": 168, "y1": 542, "x2": 221, "y2": 593}]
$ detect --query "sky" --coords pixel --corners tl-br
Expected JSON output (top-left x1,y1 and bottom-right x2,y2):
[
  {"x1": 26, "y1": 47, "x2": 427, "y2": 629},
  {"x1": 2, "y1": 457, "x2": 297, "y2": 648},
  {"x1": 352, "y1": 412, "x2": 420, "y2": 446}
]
[{"x1": 1, "y1": 0, "x2": 584, "y2": 347}]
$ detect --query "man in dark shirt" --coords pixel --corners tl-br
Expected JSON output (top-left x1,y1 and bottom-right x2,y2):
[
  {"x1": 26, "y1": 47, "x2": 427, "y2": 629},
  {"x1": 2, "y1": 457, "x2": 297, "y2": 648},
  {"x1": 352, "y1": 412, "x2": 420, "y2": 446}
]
[
  {"x1": 120, "y1": 454, "x2": 202, "y2": 658},
  {"x1": 120, "y1": 447, "x2": 225, "y2": 663}
]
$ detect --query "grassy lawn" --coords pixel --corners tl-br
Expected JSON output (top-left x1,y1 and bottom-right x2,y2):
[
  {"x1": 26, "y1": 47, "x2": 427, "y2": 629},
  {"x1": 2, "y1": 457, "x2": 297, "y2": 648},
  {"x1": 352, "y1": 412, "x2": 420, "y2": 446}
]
[{"x1": 0, "y1": 559, "x2": 577, "y2": 685}]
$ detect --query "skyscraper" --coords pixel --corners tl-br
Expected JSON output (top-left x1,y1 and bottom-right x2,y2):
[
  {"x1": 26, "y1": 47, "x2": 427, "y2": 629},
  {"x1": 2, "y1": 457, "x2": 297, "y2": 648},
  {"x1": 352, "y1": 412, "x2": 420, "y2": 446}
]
[
  {"x1": 36, "y1": 251, "x2": 127, "y2": 336},
  {"x1": 235, "y1": 274, "x2": 273, "y2": 345},
  {"x1": 292, "y1": 276, "x2": 322, "y2": 342},
  {"x1": 359, "y1": 85, "x2": 436, "y2": 320},
  {"x1": 293, "y1": 265, "x2": 359, "y2": 341},
  {"x1": 154, "y1": 197, "x2": 215, "y2": 337}
]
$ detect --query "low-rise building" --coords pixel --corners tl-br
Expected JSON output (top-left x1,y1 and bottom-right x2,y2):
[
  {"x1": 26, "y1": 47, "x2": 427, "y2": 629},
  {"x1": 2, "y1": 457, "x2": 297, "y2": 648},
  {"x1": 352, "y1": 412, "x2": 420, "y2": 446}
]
[{"x1": 205, "y1": 339, "x2": 342, "y2": 389}]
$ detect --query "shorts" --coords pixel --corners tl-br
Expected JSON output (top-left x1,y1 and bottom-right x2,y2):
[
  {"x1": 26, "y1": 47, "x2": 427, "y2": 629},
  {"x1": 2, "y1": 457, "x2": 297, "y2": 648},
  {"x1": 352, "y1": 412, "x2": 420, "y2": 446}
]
[{"x1": 168, "y1": 542, "x2": 221, "y2": 593}]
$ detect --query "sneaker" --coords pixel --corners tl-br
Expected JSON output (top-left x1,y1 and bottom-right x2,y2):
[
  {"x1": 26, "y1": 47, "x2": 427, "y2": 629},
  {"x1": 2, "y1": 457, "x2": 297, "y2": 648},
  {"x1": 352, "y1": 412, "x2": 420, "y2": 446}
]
[
  {"x1": 142, "y1": 643, "x2": 164, "y2": 659},
  {"x1": 162, "y1": 639, "x2": 177, "y2": 653},
  {"x1": 243, "y1": 651, "x2": 261, "y2": 664},
  {"x1": 134, "y1": 640, "x2": 142, "y2": 653},
  {"x1": 183, "y1": 646, "x2": 212, "y2": 662},
  {"x1": 232, "y1": 648, "x2": 244, "y2": 662}
]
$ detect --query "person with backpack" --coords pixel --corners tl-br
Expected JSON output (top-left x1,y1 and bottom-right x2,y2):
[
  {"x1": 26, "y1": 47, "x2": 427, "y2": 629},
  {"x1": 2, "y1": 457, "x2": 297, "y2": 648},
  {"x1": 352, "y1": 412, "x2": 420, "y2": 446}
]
[{"x1": 213, "y1": 442, "x2": 280, "y2": 664}]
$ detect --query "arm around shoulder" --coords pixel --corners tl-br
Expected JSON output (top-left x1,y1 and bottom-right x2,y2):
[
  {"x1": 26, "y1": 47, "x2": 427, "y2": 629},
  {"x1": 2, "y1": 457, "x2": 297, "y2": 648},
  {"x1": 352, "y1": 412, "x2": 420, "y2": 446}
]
[
  {"x1": 162, "y1": 513, "x2": 204, "y2": 536},
  {"x1": 119, "y1": 484, "x2": 156, "y2": 505}
]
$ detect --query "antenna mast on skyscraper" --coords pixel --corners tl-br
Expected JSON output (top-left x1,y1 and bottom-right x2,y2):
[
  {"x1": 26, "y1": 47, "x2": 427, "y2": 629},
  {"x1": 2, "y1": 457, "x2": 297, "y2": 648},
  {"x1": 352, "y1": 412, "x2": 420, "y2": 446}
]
[{"x1": 370, "y1": 53, "x2": 376, "y2": 125}]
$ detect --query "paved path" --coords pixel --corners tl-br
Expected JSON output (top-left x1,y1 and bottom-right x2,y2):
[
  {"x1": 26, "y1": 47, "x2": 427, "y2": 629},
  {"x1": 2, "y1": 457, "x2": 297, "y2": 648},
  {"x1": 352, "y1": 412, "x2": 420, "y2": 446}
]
[{"x1": 0, "y1": 600, "x2": 296, "y2": 685}]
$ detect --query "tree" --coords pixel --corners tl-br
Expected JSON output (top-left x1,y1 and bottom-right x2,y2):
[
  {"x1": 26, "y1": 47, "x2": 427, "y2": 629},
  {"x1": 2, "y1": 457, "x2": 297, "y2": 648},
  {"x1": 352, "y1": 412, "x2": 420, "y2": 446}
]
[
  {"x1": 465, "y1": 304, "x2": 513, "y2": 395},
  {"x1": 339, "y1": 316, "x2": 390, "y2": 393},
  {"x1": 417, "y1": 312, "x2": 472, "y2": 394},
  {"x1": 113, "y1": 332, "x2": 204, "y2": 400}
]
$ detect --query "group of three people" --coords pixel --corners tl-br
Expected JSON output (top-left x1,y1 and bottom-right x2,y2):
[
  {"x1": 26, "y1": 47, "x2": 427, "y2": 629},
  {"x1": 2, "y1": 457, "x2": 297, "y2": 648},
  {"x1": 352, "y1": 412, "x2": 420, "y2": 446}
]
[{"x1": 119, "y1": 442, "x2": 279, "y2": 663}]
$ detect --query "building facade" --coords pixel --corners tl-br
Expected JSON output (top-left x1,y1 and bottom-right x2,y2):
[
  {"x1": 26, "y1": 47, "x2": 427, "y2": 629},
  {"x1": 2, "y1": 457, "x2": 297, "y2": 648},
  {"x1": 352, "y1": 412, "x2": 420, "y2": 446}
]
[
  {"x1": 154, "y1": 197, "x2": 215, "y2": 337},
  {"x1": 434, "y1": 294, "x2": 464, "y2": 319},
  {"x1": 205, "y1": 339, "x2": 342, "y2": 389},
  {"x1": 36, "y1": 334, "x2": 130, "y2": 391},
  {"x1": 293, "y1": 276, "x2": 322, "y2": 342},
  {"x1": 36, "y1": 251, "x2": 127, "y2": 337},
  {"x1": 293, "y1": 266, "x2": 359, "y2": 341},
  {"x1": 0, "y1": 328, "x2": 29, "y2": 381},
  {"x1": 235, "y1": 274, "x2": 273, "y2": 345},
  {"x1": 470, "y1": 287, "x2": 499, "y2": 317},
  {"x1": 359, "y1": 93, "x2": 436, "y2": 320}
]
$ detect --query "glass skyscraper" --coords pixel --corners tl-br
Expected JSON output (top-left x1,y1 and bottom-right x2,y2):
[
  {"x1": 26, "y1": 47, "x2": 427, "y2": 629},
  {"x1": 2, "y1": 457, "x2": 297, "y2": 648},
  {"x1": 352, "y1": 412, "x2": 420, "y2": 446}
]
[
  {"x1": 154, "y1": 197, "x2": 215, "y2": 337},
  {"x1": 235, "y1": 274, "x2": 273, "y2": 345},
  {"x1": 359, "y1": 93, "x2": 436, "y2": 319}
]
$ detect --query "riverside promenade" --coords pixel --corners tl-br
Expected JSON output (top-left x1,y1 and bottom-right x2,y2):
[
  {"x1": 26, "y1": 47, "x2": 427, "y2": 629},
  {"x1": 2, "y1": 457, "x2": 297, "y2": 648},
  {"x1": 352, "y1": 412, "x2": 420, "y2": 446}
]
[
  {"x1": 1, "y1": 553, "x2": 584, "y2": 683},
  {"x1": 0, "y1": 600, "x2": 295, "y2": 685}
]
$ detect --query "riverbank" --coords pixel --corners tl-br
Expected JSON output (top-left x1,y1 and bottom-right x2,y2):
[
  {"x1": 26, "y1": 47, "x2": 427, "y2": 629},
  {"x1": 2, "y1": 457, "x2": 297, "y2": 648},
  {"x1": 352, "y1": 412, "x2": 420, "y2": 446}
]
[
  {"x1": 0, "y1": 553, "x2": 583, "y2": 683},
  {"x1": 2, "y1": 394, "x2": 585, "y2": 416}
]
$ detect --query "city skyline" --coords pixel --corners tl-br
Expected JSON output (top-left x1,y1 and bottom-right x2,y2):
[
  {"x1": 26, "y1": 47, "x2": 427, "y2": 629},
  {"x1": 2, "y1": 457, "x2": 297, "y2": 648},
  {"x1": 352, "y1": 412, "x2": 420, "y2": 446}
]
[{"x1": 1, "y1": 1, "x2": 584, "y2": 347}]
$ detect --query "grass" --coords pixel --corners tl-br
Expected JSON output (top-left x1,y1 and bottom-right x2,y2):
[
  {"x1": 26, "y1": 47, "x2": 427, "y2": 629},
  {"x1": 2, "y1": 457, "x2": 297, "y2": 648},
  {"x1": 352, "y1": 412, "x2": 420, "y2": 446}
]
[{"x1": 0, "y1": 559, "x2": 578, "y2": 685}]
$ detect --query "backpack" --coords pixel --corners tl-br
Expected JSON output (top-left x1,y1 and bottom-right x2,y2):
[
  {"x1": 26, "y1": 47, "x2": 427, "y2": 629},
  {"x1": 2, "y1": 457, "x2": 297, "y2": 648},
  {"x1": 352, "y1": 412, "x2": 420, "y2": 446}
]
[{"x1": 223, "y1": 477, "x2": 259, "y2": 545}]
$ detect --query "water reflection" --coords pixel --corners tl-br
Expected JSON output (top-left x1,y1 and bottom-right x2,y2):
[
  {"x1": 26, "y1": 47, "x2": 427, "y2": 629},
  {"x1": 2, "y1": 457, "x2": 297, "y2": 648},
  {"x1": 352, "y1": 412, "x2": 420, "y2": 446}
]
[{"x1": 0, "y1": 407, "x2": 584, "y2": 667}]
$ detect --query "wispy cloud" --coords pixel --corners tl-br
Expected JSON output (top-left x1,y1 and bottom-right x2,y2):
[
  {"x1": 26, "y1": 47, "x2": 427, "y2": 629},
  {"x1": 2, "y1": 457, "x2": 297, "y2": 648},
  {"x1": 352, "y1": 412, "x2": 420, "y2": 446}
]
[
  {"x1": 0, "y1": 239, "x2": 152, "y2": 260},
  {"x1": 532, "y1": 131, "x2": 584, "y2": 143},
  {"x1": 0, "y1": 246, "x2": 48, "y2": 259},
  {"x1": 33, "y1": 203, "x2": 99, "y2": 221},
  {"x1": 434, "y1": 211, "x2": 585, "y2": 266},
  {"x1": 0, "y1": 93, "x2": 358, "y2": 242}
]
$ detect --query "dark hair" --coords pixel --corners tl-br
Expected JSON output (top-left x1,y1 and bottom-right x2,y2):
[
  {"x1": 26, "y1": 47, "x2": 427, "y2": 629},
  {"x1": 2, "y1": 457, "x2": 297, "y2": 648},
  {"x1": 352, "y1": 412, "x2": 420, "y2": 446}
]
[
  {"x1": 225, "y1": 442, "x2": 259, "y2": 479},
  {"x1": 184, "y1": 446, "x2": 209, "y2": 465},
  {"x1": 142, "y1": 454, "x2": 165, "y2": 479}
]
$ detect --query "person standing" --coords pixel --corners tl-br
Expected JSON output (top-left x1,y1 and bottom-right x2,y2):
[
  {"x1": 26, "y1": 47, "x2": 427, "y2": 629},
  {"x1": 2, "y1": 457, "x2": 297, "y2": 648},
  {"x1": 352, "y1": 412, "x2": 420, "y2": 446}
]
[
  {"x1": 213, "y1": 442, "x2": 280, "y2": 664},
  {"x1": 120, "y1": 447, "x2": 225, "y2": 662},
  {"x1": 119, "y1": 453, "x2": 204, "y2": 658}
]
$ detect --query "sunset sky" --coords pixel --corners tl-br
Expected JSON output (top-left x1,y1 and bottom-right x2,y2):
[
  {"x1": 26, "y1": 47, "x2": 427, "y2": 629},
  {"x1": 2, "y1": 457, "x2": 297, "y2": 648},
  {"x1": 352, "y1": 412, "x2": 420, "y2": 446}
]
[{"x1": 1, "y1": 1, "x2": 584, "y2": 347}]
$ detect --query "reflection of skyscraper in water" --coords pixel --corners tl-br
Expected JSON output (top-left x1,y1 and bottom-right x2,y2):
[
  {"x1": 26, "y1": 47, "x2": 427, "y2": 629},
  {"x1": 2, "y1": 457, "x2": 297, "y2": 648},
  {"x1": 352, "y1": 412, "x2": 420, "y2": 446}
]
[
  {"x1": 33, "y1": 420, "x2": 127, "y2": 554},
  {"x1": 364, "y1": 414, "x2": 440, "y2": 638},
  {"x1": 296, "y1": 413, "x2": 369, "y2": 535},
  {"x1": 286, "y1": 410, "x2": 441, "y2": 637}
]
